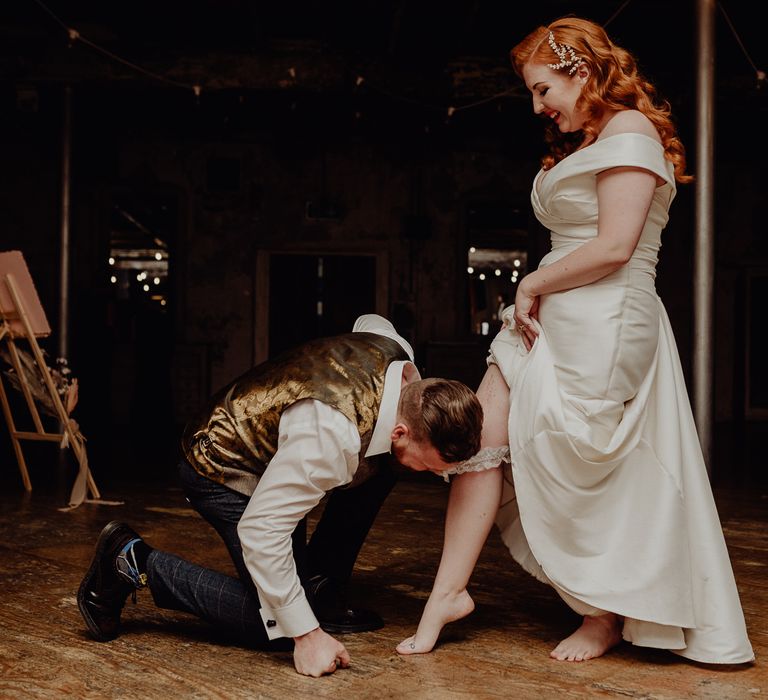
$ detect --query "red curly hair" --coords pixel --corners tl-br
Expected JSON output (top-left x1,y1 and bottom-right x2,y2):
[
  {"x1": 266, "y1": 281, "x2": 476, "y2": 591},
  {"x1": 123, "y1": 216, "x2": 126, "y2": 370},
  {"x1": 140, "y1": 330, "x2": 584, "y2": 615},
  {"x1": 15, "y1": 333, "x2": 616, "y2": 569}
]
[{"x1": 510, "y1": 17, "x2": 692, "y2": 184}]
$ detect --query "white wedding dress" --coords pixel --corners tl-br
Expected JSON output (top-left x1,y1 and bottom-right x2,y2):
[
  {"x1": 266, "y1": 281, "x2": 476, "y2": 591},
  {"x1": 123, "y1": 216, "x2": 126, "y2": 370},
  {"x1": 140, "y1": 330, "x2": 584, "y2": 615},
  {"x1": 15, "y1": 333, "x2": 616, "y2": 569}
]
[{"x1": 488, "y1": 132, "x2": 754, "y2": 663}]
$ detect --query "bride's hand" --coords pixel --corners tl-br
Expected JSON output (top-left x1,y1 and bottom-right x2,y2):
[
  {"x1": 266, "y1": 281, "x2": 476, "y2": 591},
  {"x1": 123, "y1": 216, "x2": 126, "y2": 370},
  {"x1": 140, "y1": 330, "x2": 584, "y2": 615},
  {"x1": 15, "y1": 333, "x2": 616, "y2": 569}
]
[{"x1": 513, "y1": 278, "x2": 540, "y2": 351}]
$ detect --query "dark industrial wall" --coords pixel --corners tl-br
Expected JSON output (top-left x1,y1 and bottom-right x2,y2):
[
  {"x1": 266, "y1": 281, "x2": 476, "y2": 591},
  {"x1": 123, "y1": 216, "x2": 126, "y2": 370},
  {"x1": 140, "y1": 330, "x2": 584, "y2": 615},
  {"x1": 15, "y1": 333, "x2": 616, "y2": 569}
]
[{"x1": 1, "y1": 81, "x2": 764, "y2": 483}]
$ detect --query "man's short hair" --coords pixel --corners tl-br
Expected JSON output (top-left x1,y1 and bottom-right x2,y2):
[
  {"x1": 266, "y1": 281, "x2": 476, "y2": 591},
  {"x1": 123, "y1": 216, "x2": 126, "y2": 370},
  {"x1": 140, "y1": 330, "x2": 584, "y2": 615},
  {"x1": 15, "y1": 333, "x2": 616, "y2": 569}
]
[{"x1": 400, "y1": 378, "x2": 483, "y2": 463}]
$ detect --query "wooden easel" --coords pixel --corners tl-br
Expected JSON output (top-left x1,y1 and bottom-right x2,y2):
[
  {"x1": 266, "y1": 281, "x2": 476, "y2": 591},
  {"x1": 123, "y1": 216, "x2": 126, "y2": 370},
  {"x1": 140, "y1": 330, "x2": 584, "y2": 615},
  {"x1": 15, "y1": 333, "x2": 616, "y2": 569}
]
[{"x1": 0, "y1": 251, "x2": 100, "y2": 503}]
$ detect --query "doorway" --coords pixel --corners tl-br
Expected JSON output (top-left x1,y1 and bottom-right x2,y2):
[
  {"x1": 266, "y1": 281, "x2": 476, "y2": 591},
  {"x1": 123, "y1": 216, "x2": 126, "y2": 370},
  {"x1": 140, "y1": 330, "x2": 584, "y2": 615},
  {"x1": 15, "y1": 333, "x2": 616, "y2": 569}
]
[
  {"x1": 257, "y1": 251, "x2": 384, "y2": 361},
  {"x1": 105, "y1": 190, "x2": 176, "y2": 458}
]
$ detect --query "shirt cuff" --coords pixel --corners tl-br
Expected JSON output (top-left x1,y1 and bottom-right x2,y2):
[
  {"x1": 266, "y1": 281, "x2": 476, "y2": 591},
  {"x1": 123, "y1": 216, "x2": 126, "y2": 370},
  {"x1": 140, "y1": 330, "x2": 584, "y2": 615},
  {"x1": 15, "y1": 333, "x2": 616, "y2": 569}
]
[{"x1": 259, "y1": 592, "x2": 319, "y2": 640}]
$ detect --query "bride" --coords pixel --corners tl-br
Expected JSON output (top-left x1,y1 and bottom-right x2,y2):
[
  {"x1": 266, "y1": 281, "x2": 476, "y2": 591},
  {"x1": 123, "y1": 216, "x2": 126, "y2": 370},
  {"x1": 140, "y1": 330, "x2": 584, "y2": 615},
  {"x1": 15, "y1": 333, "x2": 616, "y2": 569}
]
[{"x1": 397, "y1": 17, "x2": 753, "y2": 665}]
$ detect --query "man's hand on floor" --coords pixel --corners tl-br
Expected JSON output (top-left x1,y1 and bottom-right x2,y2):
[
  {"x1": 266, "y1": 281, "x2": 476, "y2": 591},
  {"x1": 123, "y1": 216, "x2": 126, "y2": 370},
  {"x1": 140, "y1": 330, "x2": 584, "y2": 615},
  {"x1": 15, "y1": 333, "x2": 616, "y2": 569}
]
[{"x1": 293, "y1": 626, "x2": 350, "y2": 677}]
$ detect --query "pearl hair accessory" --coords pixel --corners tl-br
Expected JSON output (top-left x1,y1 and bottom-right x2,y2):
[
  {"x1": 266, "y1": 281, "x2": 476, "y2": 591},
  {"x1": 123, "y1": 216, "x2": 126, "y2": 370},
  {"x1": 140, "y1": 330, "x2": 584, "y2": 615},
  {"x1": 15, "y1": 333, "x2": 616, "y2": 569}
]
[{"x1": 546, "y1": 31, "x2": 584, "y2": 76}]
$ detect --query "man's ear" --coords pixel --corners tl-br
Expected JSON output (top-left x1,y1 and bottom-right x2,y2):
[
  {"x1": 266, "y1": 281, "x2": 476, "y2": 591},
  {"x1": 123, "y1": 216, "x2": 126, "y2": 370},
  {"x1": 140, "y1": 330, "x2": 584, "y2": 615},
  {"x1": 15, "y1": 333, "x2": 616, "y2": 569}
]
[{"x1": 390, "y1": 423, "x2": 409, "y2": 442}]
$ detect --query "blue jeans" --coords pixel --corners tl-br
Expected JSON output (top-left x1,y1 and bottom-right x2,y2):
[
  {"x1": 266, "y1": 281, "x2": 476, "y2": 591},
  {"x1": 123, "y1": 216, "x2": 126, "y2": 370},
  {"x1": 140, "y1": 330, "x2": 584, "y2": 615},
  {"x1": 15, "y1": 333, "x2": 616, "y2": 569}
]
[{"x1": 146, "y1": 458, "x2": 395, "y2": 643}]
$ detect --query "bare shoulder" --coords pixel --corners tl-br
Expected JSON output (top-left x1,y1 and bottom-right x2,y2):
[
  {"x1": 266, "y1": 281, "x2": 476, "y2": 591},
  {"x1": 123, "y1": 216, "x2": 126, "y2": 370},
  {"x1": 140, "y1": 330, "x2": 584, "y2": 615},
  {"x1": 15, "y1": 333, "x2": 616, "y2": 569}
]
[{"x1": 599, "y1": 110, "x2": 661, "y2": 143}]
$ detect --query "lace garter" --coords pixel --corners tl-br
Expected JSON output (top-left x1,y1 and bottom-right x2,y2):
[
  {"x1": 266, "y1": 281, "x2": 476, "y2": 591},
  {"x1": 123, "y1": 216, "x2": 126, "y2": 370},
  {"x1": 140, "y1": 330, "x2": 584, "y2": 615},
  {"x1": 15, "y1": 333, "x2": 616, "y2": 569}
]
[{"x1": 442, "y1": 445, "x2": 510, "y2": 482}]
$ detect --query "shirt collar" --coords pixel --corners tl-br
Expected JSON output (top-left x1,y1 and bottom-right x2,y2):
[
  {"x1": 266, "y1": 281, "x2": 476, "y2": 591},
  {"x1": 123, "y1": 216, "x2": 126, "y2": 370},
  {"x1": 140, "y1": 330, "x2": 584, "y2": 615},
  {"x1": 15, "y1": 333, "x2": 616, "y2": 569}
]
[{"x1": 365, "y1": 360, "x2": 420, "y2": 457}]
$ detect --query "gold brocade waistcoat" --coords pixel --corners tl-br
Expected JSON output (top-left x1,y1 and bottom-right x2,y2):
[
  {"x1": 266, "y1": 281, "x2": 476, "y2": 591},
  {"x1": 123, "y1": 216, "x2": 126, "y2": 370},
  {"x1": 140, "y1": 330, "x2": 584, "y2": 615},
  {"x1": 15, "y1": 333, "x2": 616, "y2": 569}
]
[{"x1": 182, "y1": 332, "x2": 408, "y2": 496}]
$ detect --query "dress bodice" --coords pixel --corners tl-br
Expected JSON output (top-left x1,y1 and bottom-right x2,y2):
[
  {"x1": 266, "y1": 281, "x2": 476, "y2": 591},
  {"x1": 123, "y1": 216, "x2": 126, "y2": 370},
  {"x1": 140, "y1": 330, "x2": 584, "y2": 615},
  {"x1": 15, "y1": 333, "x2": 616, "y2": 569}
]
[{"x1": 532, "y1": 132, "x2": 676, "y2": 273}]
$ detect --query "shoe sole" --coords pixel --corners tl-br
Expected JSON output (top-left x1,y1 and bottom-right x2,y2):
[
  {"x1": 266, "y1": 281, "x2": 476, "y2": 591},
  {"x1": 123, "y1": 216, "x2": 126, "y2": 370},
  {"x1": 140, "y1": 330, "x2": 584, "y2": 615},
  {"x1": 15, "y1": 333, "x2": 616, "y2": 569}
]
[
  {"x1": 77, "y1": 520, "x2": 127, "y2": 642},
  {"x1": 319, "y1": 620, "x2": 385, "y2": 634},
  {"x1": 319, "y1": 614, "x2": 385, "y2": 634}
]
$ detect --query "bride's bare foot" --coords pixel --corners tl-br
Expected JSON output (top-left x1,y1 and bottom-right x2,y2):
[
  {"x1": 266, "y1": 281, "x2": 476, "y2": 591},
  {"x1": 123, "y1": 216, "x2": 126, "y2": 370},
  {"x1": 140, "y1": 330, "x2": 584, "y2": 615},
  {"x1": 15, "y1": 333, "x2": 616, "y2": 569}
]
[
  {"x1": 550, "y1": 613, "x2": 622, "y2": 662},
  {"x1": 396, "y1": 589, "x2": 475, "y2": 655}
]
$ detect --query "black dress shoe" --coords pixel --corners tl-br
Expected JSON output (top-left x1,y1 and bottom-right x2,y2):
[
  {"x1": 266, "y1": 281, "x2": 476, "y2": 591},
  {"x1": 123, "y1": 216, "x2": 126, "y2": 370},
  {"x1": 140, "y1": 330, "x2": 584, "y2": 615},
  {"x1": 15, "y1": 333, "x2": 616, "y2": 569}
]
[
  {"x1": 77, "y1": 521, "x2": 147, "y2": 642},
  {"x1": 316, "y1": 606, "x2": 385, "y2": 634},
  {"x1": 306, "y1": 575, "x2": 384, "y2": 634}
]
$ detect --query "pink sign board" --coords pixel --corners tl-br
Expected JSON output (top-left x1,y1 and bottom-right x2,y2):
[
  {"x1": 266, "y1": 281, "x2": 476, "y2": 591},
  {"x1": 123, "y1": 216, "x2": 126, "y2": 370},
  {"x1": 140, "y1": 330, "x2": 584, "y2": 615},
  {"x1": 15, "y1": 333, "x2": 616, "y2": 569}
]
[{"x1": 0, "y1": 250, "x2": 51, "y2": 338}]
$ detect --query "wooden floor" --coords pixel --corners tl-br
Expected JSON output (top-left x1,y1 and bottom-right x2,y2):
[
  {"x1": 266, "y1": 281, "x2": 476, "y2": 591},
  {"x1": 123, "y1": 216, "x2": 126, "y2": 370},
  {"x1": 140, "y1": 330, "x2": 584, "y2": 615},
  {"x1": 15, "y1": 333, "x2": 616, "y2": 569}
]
[{"x1": 0, "y1": 460, "x2": 766, "y2": 699}]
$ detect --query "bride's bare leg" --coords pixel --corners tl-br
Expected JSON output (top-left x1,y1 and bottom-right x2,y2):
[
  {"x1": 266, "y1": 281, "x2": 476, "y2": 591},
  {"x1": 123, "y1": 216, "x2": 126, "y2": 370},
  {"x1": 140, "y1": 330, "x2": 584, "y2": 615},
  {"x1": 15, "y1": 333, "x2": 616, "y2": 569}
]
[
  {"x1": 397, "y1": 365, "x2": 509, "y2": 655},
  {"x1": 396, "y1": 467, "x2": 502, "y2": 654},
  {"x1": 550, "y1": 613, "x2": 623, "y2": 662}
]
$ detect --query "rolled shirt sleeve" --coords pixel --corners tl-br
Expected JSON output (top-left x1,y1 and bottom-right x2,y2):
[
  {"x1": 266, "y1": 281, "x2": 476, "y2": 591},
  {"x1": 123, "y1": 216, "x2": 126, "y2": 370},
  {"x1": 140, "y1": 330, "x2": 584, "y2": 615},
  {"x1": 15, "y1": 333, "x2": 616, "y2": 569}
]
[{"x1": 237, "y1": 399, "x2": 360, "y2": 639}]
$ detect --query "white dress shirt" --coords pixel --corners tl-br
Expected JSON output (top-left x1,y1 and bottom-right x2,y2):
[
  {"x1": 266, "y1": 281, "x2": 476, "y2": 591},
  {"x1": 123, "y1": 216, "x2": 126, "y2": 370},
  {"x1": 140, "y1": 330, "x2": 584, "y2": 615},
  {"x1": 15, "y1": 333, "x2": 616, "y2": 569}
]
[{"x1": 236, "y1": 314, "x2": 417, "y2": 640}]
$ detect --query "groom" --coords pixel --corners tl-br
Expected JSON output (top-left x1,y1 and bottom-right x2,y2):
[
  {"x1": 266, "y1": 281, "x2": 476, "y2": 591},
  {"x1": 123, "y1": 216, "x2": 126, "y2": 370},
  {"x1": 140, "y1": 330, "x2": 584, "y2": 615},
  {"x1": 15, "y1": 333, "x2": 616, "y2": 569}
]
[{"x1": 78, "y1": 314, "x2": 483, "y2": 677}]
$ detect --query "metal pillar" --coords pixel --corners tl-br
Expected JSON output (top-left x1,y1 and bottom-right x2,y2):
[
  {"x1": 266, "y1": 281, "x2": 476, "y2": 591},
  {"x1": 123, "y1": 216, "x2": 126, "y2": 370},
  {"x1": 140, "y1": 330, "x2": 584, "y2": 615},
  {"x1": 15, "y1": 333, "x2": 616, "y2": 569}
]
[
  {"x1": 58, "y1": 85, "x2": 72, "y2": 362},
  {"x1": 693, "y1": 0, "x2": 716, "y2": 474}
]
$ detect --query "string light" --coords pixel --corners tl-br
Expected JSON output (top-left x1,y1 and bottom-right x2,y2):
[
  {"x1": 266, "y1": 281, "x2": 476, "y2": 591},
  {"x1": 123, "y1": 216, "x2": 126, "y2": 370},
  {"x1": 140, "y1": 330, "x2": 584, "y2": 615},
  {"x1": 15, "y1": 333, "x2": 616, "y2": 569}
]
[
  {"x1": 35, "y1": 0, "x2": 762, "y2": 125},
  {"x1": 603, "y1": 0, "x2": 633, "y2": 28},
  {"x1": 33, "y1": 0, "x2": 522, "y2": 114},
  {"x1": 718, "y1": 0, "x2": 765, "y2": 86},
  {"x1": 31, "y1": 0, "x2": 202, "y2": 94},
  {"x1": 344, "y1": 67, "x2": 521, "y2": 120}
]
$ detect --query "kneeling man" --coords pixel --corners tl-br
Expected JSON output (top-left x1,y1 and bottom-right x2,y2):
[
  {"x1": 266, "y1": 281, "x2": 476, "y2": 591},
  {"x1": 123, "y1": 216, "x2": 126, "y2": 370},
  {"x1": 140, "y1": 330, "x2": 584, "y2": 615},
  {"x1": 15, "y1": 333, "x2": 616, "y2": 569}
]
[{"x1": 78, "y1": 314, "x2": 482, "y2": 677}]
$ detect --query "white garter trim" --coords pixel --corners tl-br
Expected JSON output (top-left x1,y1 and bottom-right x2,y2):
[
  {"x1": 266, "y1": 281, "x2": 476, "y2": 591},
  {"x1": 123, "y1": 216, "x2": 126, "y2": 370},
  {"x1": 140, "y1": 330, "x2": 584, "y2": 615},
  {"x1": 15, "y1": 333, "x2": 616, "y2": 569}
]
[{"x1": 441, "y1": 445, "x2": 510, "y2": 482}]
